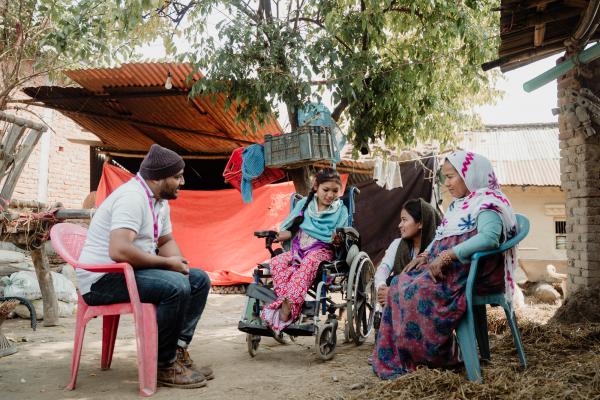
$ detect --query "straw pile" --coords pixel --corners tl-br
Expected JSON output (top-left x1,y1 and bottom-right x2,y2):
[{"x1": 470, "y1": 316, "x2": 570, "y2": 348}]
[
  {"x1": 551, "y1": 282, "x2": 600, "y2": 324},
  {"x1": 339, "y1": 318, "x2": 600, "y2": 399},
  {"x1": 0, "y1": 299, "x2": 20, "y2": 320}
]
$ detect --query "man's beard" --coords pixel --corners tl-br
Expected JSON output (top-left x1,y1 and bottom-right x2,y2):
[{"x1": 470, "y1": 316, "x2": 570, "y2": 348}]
[{"x1": 160, "y1": 188, "x2": 179, "y2": 200}]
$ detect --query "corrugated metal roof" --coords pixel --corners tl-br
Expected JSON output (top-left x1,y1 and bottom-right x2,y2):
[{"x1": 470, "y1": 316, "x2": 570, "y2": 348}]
[
  {"x1": 23, "y1": 63, "x2": 282, "y2": 155},
  {"x1": 458, "y1": 123, "x2": 560, "y2": 187},
  {"x1": 65, "y1": 63, "x2": 204, "y2": 93},
  {"x1": 333, "y1": 123, "x2": 561, "y2": 183}
]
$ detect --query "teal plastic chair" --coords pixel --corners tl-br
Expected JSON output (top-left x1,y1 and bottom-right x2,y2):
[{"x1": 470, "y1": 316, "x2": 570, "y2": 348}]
[{"x1": 456, "y1": 214, "x2": 530, "y2": 382}]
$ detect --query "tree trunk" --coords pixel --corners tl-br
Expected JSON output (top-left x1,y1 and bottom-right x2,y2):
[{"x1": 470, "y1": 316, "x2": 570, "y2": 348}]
[
  {"x1": 288, "y1": 167, "x2": 312, "y2": 196},
  {"x1": 31, "y1": 247, "x2": 59, "y2": 326}
]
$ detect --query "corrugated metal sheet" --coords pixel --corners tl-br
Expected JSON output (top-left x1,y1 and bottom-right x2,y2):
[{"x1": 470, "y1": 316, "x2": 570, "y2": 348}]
[
  {"x1": 23, "y1": 63, "x2": 282, "y2": 154},
  {"x1": 65, "y1": 63, "x2": 204, "y2": 93},
  {"x1": 458, "y1": 123, "x2": 560, "y2": 186},
  {"x1": 334, "y1": 123, "x2": 561, "y2": 183}
]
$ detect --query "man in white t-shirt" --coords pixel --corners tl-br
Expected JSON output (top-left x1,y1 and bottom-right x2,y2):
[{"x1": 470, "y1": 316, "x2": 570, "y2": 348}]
[{"x1": 79, "y1": 144, "x2": 212, "y2": 389}]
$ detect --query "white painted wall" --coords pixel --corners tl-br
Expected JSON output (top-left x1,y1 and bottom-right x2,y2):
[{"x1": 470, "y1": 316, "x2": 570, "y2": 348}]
[{"x1": 442, "y1": 186, "x2": 567, "y2": 277}]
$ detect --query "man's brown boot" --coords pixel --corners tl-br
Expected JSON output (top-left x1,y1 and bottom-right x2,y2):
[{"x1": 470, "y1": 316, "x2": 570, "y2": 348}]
[
  {"x1": 176, "y1": 347, "x2": 214, "y2": 380},
  {"x1": 157, "y1": 360, "x2": 207, "y2": 389}
]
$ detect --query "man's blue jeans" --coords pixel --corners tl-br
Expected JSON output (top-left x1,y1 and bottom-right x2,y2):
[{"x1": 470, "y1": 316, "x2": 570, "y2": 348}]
[{"x1": 83, "y1": 268, "x2": 210, "y2": 367}]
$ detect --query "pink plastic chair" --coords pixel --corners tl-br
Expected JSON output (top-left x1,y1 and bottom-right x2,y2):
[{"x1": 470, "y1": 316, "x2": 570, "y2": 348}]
[{"x1": 50, "y1": 222, "x2": 158, "y2": 397}]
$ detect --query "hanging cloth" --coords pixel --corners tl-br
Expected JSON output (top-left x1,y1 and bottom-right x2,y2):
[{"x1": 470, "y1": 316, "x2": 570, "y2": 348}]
[
  {"x1": 373, "y1": 157, "x2": 403, "y2": 190},
  {"x1": 241, "y1": 144, "x2": 265, "y2": 203}
]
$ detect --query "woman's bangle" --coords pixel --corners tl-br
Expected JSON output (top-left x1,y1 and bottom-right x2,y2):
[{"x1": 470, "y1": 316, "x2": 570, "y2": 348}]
[
  {"x1": 439, "y1": 250, "x2": 453, "y2": 266},
  {"x1": 417, "y1": 252, "x2": 429, "y2": 259}
]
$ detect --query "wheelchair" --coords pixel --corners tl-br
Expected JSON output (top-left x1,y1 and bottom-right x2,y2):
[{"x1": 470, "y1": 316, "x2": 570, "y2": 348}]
[{"x1": 237, "y1": 186, "x2": 377, "y2": 360}]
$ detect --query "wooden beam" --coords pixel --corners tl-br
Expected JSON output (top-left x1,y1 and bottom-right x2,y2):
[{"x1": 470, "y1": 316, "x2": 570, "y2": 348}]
[
  {"x1": 0, "y1": 110, "x2": 47, "y2": 131},
  {"x1": 524, "y1": 8, "x2": 581, "y2": 27},
  {"x1": 500, "y1": 0, "x2": 557, "y2": 9},
  {"x1": 67, "y1": 138, "x2": 104, "y2": 147},
  {"x1": 534, "y1": 4, "x2": 547, "y2": 47},
  {"x1": 501, "y1": 8, "x2": 581, "y2": 32},
  {"x1": 564, "y1": 0, "x2": 590, "y2": 8},
  {"x1": 24, "y1": 88, "x2": 190, "y2": 102},
  {"x1": 0, "y1": 124, "x2": 27, "y2": 181},
  {"x1": 1, "y1": 129, "x2": 44, "y2": 201},
  {"x1": 56, "y1": 209, "x2": 96, "y2": 219},
  {"x1": 499, "y1": 34, "x2": 567, "y2": 58},
  {"x1": 98, "y1": 150, "x2": 230, "y2": 160},
  {"x1": 533, "y1": 23, "x2": 546, "y2": 47},
  {"x1": 483, "y1": 42, "x2": 565, "y2": 70}
]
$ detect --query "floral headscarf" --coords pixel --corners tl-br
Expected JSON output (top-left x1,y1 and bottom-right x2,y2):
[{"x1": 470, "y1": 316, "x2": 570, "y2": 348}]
[{"x1": 436, "y1": 151, "x2": 519, "y2": 302}]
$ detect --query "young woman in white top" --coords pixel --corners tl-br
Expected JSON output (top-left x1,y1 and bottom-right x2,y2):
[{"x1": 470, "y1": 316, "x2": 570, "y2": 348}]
[{"x1": 374, "y1": 198, "x2": 442, "y2": 306}]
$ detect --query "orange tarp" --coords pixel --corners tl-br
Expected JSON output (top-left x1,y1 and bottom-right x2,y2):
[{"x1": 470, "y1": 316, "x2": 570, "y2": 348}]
[{"x1": 95, "y1": 164, "x2": 294, "y2": 285}]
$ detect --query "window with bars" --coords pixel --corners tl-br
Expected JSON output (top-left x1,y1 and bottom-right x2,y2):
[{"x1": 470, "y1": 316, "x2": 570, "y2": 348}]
[{"x1": 555, "y1": 220, "x2": 567, "y2": 250}]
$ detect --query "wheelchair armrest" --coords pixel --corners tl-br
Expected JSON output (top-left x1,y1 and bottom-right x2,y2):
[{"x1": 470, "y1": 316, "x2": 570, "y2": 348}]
[
  {"x1": 336, "y1": 227, "x2": 360, "y2": 239},
  {"x1": 254, "y1": 230, "x2": 277, "y2": 238}
]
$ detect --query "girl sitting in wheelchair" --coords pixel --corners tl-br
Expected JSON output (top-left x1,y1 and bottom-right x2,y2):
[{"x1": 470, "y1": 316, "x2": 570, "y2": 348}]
[{"x1": 260, "y1": 168, "x2": 348, "y2": 333}]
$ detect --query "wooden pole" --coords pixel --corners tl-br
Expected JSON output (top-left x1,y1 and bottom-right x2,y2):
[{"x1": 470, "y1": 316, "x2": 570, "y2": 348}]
[
  {"x1": 55, "y1": 209, "x2": 95, "y2": 219},
  {"x1": 31, "y1": 247, "x2": 59, "y2": 326}
]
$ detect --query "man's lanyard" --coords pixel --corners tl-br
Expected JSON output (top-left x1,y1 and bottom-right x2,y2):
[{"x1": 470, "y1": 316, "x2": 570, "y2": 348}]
[{"x1": 134, "y1": 175, "x2": 159, "y2": 249}]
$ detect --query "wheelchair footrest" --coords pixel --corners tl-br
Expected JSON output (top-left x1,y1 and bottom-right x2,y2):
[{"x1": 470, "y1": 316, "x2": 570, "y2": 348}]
[
  {"x1": 246, "y1": 283, "x2": 277, "y2": 304},
  {"x1": 238, "y1": 319, "x2": 316, "y2": 337},
  {"x1": 238, "y1": 320, "x2": 273, "y2": 336},
  {"x1": 283, "y1": 323, "x2": 315, "y2": 337}
]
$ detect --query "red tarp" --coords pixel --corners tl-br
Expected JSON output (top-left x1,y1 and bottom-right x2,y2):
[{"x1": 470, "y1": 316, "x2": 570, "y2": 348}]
[
  {"x1": 96, "y1": 163, "x2": 294, "y2": 285},
  {"x1": 95, "y1": 164, "x2": 347, "y2": 286}
]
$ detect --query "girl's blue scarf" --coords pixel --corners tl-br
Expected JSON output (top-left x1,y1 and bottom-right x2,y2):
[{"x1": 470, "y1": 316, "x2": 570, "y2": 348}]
[{"x1": 280, "y1": 196, "x2": 348, "y2": 243}]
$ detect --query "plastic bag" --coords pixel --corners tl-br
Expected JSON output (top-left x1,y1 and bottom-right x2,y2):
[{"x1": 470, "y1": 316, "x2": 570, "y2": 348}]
[
  {"x1": 0, "y1": 249, "x2": 26, "y2": 264},
  {"x1": 3, "y1": 271, "x2": 77, "y2": 303},
  {"x1": 15, "y1": 299, "x2": 77, "y2": 320}
]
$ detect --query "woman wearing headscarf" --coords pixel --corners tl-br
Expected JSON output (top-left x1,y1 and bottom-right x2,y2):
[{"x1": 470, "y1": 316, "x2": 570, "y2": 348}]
[
  {"x1": 372, "y1": 151, "x2": 518, "y2": 379},
  {"x1": 374, "y1": 198, "x2": 442, "y2": 306}
]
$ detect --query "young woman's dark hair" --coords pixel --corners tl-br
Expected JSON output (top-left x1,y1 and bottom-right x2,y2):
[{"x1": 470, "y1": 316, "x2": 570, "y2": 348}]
[
  {"x1": 288, "y1": 168, "x2": 342, "y2": 235},
  {"x1": 402, "y1": 198, "x2": 423, "y2": 224}
]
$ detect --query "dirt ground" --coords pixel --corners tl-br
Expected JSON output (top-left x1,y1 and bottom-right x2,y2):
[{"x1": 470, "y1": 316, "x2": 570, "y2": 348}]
[
  {"x1": 0, "y1": 294, "x2": 560, "y2": 400},
  {"x1": 0, "y1": 294, "x2": 381, "y2": 400}
]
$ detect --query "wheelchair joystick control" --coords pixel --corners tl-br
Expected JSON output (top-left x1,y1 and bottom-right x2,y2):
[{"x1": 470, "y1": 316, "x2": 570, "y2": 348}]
[{"x1": 254, "y1": 230, "x2": 279, "y2": 257}]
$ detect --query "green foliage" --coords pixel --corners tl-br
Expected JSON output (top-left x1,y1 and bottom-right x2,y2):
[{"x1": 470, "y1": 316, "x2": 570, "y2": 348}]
[
  {"x1": 178, "y1": 0, "x2": 500, "y2": 149},
  {"x1": 0, "y1": 0, "x2": 169, "y2": 109},
  {"x1": 2, "y1": 0, "x2": 500, "y2": 151}
]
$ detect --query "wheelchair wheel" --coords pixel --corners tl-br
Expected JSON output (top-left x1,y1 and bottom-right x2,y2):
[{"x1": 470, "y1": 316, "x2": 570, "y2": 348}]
[
  {"x1": 273, "y1": 332, "x2": 287, "y2": 344},
  {"x1": 247, "y1": 334, "x2": 261, "y2": 357},
  {"x1": 346, "y1": 253, "x2": 376, "y2": 345},
  {"x1": 316, "y1": 321, "x2": 337, "y2": 361}
]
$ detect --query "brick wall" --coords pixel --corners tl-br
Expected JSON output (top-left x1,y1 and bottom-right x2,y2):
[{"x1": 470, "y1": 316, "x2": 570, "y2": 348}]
[
  {"x1": 558, "y1": 56, "x2": 600, "y2": 292},
  {"x1": 8, "y1": 106, "x2": 96, "y2": 209}
]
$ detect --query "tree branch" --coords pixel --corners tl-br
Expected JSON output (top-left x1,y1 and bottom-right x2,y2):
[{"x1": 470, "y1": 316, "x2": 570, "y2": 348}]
[
  {"x1": 383, "y1": 0, "x2": 423, "y2": 18},
  {"x1": 296, "y1": 17, "x2": 353, "y2": 52},
  {"x1": 331, "y1": 98, "x2": 348, "y2": 122},
  {"x1": 361, "y1": 0, "x2": 368, "y2": 52}
]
